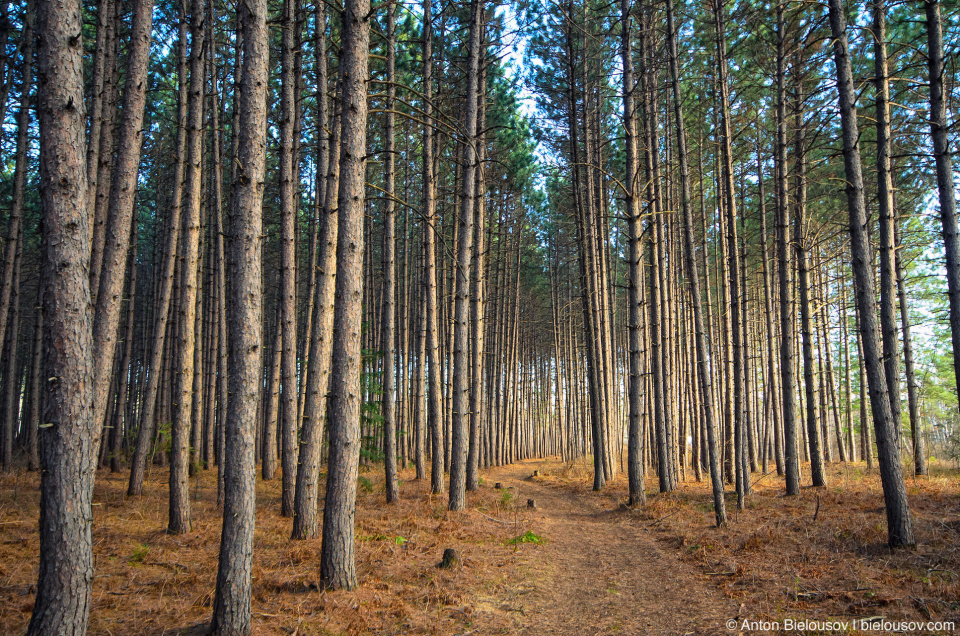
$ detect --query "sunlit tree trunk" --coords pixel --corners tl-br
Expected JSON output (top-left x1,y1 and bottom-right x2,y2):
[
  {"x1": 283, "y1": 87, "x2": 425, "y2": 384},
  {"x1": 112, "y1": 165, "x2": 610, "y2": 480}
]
[
  {"x1": 827, "y1": 0, "x2": 914, "y2": 548},
  {"x1": 666, "y1": 0, "x2": 725, "y2": 525}
]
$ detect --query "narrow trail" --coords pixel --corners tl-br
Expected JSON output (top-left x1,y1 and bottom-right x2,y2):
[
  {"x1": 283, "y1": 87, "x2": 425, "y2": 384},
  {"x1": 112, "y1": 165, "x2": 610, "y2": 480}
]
[{"x1": 477, "y1": 459, "x2": 735, "y2": 636}]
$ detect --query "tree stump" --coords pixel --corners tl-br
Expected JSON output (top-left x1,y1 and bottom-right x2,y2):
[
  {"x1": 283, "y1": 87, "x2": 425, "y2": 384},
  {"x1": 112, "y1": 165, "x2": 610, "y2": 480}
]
[
  {"x1": 527, "y1": 498, "x2": 537, "y2": 510},
  {"x1": 438, "y1": 548, "x2": 460, "y2": 569}
]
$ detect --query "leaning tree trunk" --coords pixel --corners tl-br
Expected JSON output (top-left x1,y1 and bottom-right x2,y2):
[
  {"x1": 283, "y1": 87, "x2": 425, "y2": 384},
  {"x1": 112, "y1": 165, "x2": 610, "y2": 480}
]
[
  {"x1": 28, "y1": 0, "x2": 97, "y2": 629},
  {"x1": 0, "y1": 0, "x2": 32, "y2": 407},
  {"x1": 666, "y1": 0, "x2": 726, "y2": 526},
  {"x1": 925, "y1": 0, "x2": 960, "y2": 417},
  {"x1": 90, "y1": 0, "x2": 157, "y2": 453},
  {"x1": 127, "y1": 15, "x2": 188, "y2": 497},
  {"x1": 873, "y1": 0, "x2": 904, "y2": 452},
  {"x1": 793, "y1": 92, "x2": 826, "y2": 487},
  {"x1": 292, "y1": 75, "x2": 342, "y2": 540},
  {"x1": 827, "y1": 0, "x2": 914, "y2": 548},
  {"x1": 320, "y1": 0, "x2": 370, "y2": 590},
  {"x1": 209, "y1": 0, "x2": 268, "y2": 629}
]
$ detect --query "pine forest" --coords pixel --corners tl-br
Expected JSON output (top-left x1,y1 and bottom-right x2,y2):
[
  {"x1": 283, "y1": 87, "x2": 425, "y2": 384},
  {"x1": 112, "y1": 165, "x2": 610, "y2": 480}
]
[{"x1": 0, "y1": 0, "x2": 959, "y2": 633}]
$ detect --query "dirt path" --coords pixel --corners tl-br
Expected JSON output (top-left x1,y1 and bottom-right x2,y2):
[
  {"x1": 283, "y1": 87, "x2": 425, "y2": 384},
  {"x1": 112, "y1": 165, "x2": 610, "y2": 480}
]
[{"x1": 475, "y1": 460, "x2": 735, "y2": 636}]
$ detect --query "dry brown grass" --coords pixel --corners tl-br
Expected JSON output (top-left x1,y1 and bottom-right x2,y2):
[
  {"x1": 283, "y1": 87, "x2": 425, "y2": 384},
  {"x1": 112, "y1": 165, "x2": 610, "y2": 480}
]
[
  {"x1": 0, "y1": 464, "x2": 538, "y2": 635},
  {"x1": 539, "y1": 458, "x2": 960, "y2": 629}
]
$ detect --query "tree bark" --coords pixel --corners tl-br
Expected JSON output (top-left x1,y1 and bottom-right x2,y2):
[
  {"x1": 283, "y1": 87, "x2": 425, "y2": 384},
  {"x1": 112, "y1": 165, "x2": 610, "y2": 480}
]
[
  {"x1": 423, "y1": 0, "x2": 444, "y2": 495},
  {"x1": 209, "y1": 0, "x2": 268, "y2": 628},
  {"x1": 666, "y1": 0, "x2": 725, "y2": 525},
  {"x1": 91, "y1": 0, "x2": 157, "y2": 456},
  {"x1": 449, "y1": 0, "x2": 482, "y2": 512},
  {"x1": 873, "y1": 0, "x2": 903, "y2": 451},
  {"x1": 622, "y1": 0, "x2": 645, "y2": 507},
  {"x1": 924, "y1": 0, "x2": 960, "y2": 418},
  {"x1": 776, "y1": 1, "x2": 800, "y2": 496},
  {"x1": 278, "y1": 0, "x2": 299, "y2": 518},
  {"x1": 28, "y1": 0, "x2": 97, "y2": 628},
  {"x1": 827, "y1": 0, "x2": 914, "y2": 548},
  {"x1": 170, "y1": 0, "x2": 206, "y2": 534},
  {"x1": 381, "y1": 0, "x2": 399, "y2": 503},
  {"x1": 127, "y1": 15, "x2": 188, "y2": 496},
  {"x1": 320, "y1": 0, "x2": 369, "y2": 590}
]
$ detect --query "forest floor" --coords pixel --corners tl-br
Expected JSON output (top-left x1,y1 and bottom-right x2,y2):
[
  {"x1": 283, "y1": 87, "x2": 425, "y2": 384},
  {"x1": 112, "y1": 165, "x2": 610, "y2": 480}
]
[{"x1": 0, "y1": 457, "x2": 958, "y2": 635}]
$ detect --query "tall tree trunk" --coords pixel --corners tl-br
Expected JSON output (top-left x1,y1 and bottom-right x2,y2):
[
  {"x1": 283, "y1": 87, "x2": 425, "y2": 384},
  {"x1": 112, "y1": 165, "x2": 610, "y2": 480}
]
[
  {"x1": 873, "y1": 0, "x2": 903, "y2": 452},
  {"x1": 423, "y1": 0, "x2": 444, "y2": 495},
  {"x1": 1, "y1": 224, "x2": 21, "y2": 469},
  {"x1": 793, "y1": 91, "x2": 826, "y2": 487},
  {"x1": 278, "y1": 0, "x2": 299, "y2": 518},
  {"x1": 91, "y1": 0, "x2": 157, "y2": 455},
  {"x1": 381, "y1": 0, "x2": 399, "y2": 503},
  {"x1": 28, "y1": 0, "x2": 97, "y2": 628},
  {"x1": 776, "y1": 1, "x2": 800, "y2": 495},
  {"x1": 293, "y1": 71, "x2": 341, "y2": 539},
  {"x1": 712, "y1": 0, "x2": 747, "y2": 506},
  {"x1": 827, "y1": 0, "x2": 914, "y2": 548},
  {"x1": 127, "y1": 16, "x2": 188, "y2": 496},
  {"x1": 110, "y1": 222, "x2": 138, "y2": 473},
  {"x1": 467, "y1": 52, "x2": 488, "y2": 492},
  {"x1": 449, "y1": 0, "x2": 482, "y2": 512},
  {"x1": 169, "y1": 0, "x2": 206, "y2": 534},
  {"x1": 320, "y1": 0, "x2": 370, "y2": 590},
  {"x1": 895, "y1": 219, "x2": 925, "y2": 474},
  {"x1": 0, "y1": 0, "x2": 32, "y2": 409},
  {"x1": 209, "y1": 0, "x2": 268, "y2": 628},
  {"x1": 622, "y1": 0, "x2": 645, "y2": 507},
  {"x1": 666, "y1": 0, "x2": 726, "y2": 525}
]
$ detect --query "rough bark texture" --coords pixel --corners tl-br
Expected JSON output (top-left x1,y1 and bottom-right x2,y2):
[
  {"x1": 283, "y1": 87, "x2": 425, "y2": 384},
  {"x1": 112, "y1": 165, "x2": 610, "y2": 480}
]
[
  {"x1": 278, "y1": 0, "x2": 299, "y2": 518},
  {"x1": 793, "y1": 101, "x2": 825, "y2": 487},
  {"x1": 320, "y1": 0, "x2": 369, "y2": 590},
  {"x1": 28, "y1": 0, "x2": 97, "y2": 629},
  {"x1": 0, "y1": 0, "x2": 32, "y2": 414},
  {"x1": 827, "y1": 0, "x2": 914, "y2": 548},
  {"x1": 622, "y1": 0, "x2": 645, "y2": 508},
  {"x1": 449, "y1": 0, "x2": 482, "y2": 512},
  {"x1": 170, "y1": 0, "x2": 206, "y2": 534},
  {"x1": 872, "y1": 1, "x2": 903, "y2": 450},
  {"x1": 381, "y1": 0, "x2": 399, "y2": 504},
  {"x1": 925, "y1": 0, "x2": 960, "y2": 417},
  {"x1": 776, "y1": 1, "x2": 800, "y2": 496},
  {"x1": 666, "y1": 0, "x2": 725, "y2": 526},
  {"x1": 127, "y1": 16, "x2": 188, "y2": 496},
  {"x1": 209, "y1": 0, "x2": 268, "y2": 629},
  {"x1": 423, "y1": 0, "x2": 444, "y2": 495},
  {"x1": 293, "y1": 73, "x2": 341, "y2": 540},
  {"x1": 91, "y1": 0, "x2": 157, "y2": 456}
]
